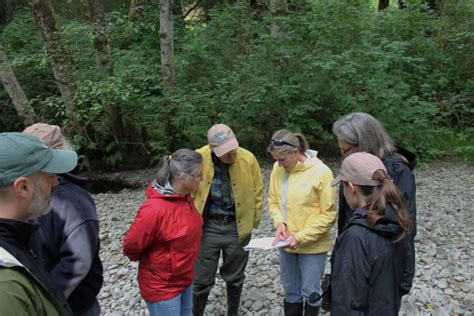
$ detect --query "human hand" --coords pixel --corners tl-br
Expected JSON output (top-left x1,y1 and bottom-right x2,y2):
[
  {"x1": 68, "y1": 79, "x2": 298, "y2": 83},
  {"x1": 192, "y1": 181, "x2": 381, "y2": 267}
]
[
  {"x1": 285, "y1": 235, "x2": 299, "y2": 249},
  {"x1": 273, "y1": 223, "x2": 288, "y2": 245}
]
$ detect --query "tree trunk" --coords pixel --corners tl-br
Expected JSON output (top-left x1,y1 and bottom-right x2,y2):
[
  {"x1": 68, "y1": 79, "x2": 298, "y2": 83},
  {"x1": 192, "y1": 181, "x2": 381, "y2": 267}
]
[
  {"x1": 270, "y1": 0, "x2": 288, "y2": 37},
  {"x1": 160, "y1": 0, "x2": 176, "y2": 91},
  {"x1": 88, "y1": 0, "x2": 112, "y2": 75},
  {"x1": 0, "y1": 42, "x2": 36, "y2": 126},
  {"x1": 130, "y1": 0, "x2": 149, "y2": 22},
  {"x1": 28, "y1": 0, "x2": 77, "y2": 121},
  {"x1": 378, "y1": 0, "x2": 389, "y2": 10},
  {"x1": 87, "y1": 0, "x2": 124, "y2": 139}
]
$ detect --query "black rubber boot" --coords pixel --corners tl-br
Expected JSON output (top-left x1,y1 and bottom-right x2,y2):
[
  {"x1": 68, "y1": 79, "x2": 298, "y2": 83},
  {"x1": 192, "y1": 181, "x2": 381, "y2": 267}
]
[
  {"x1": 226, "y1": 284, "x2": 243, "y2": 316},
  {"x1": 304, "y1": 301, "x2": 320, "y2": 316},
  {"x1": 193, "y1": 292, "x2": 209, "y2": 316},
  {"x1": 284, "y1": 300, "x2": 303, "y2": 316}
]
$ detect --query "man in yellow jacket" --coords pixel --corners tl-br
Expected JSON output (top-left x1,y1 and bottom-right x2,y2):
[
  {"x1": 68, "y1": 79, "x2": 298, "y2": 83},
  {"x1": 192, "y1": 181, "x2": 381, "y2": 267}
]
[{"x1": 192, "y1": 124, "x2": 263, "y2": 316}]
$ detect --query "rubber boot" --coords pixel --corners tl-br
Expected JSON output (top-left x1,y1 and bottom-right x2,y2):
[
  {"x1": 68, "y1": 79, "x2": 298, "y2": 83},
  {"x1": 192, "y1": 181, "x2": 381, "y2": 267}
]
[
  {"x1": 284, "y1": 300, "x2": 303, "y2": 316},
  {"x1": 304, "y1": 301, "x2": 320, "y2": 316},
  {"x1": 193, "y1": 292, "x2": 209, "y2": 316},
  {"x1": 226, "y1": 284, "x2": 243, "y2": 316}
]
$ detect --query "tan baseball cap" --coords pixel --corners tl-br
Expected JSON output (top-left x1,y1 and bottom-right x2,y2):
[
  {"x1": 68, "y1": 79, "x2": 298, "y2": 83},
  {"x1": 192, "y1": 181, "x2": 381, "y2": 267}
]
[
  {"x1": 207, "y1": 124, "x2": 239, "y2": 157},
  {"x1": 331, "y1": 152, "x2": 387, "y2": 187},
  {"x1": 23, "y1": 123, "x2": 70, "y2": 149}
]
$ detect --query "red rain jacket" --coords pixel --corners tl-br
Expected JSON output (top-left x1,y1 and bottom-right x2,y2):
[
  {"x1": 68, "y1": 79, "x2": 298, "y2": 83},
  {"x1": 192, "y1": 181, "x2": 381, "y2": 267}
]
[{"x1": 123, "y1": 183, "x2": 203, "y2": 302}]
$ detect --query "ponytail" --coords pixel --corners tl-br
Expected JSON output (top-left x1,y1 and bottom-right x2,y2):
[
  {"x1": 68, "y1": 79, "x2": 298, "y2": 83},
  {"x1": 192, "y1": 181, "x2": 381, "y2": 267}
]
[
  {"x1": 364, "y1": 169, "x2": 411, "y2": 242},
  {"x1": 155, "y1": 149, "x2": 203, "y2": 186},
  {"x1": 294, "y1": 133, "x2": 309, "y2": 153},
  {"x1": 156, "y1": 155, "x2": 173, "y2": 186}
]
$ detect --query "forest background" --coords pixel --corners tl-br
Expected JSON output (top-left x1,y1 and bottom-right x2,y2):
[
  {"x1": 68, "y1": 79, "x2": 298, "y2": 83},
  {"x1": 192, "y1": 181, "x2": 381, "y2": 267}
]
[{"x1": 1, "y1": 0, "x2": 473, "y2": 169}]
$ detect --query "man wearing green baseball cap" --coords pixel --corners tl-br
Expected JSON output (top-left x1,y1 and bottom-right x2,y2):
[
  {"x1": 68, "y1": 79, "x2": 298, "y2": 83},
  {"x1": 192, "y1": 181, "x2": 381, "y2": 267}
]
[{"x1": 0, "y1": 132, "x2": 78, "y2": 315}]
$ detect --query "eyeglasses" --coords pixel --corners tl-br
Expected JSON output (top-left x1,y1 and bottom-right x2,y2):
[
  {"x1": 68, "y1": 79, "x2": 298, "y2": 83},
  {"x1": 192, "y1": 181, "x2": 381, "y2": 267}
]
[
  {"x1": 272, "y1": 139, "x2": 296, "y2": 148},
  {"x1": 340, "y1": 144, "x2": 356, "y2": 155}
]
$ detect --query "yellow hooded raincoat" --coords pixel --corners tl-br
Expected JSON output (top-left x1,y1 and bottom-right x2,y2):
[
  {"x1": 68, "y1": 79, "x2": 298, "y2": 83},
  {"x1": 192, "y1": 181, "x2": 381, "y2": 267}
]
[
  {"x1": 193, "y1": 145, "x2": 263, "y2": 242},
  {"x1": 268, "y1": 150, "x2": 337, "y2": 254}
]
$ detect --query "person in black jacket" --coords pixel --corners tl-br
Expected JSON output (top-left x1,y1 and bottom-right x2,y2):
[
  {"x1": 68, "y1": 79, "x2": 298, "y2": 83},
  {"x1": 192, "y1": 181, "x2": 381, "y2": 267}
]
[
  {"x1": 330, "y1": 152, "x2": 411, "y2": 315},
  {"x1": 24, "y1": 123, "x2": 103, "y2": 316},
  {"x1": 332, "y1": 112, "x2": 416, "y2": 297}
]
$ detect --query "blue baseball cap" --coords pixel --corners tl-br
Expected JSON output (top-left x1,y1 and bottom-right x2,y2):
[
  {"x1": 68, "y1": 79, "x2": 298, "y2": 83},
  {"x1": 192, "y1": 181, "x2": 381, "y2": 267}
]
[{"x1": 0, "y1": 132, "x2": 78, "y2": 186}]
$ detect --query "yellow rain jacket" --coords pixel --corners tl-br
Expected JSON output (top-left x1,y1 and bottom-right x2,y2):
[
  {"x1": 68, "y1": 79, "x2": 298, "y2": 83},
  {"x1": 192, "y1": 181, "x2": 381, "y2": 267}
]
[
  {"x1": 268, "y1": 150, "x2": 336, "y2": 253},
  {"x1": 193, "y1": 145, "x2": 263, "y2": 242}
]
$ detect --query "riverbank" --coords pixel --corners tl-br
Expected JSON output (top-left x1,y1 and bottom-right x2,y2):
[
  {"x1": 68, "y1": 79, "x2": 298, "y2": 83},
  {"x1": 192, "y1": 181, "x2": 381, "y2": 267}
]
[{"x1": 94, "y1": 159, "x2": 473, "y2": 315}]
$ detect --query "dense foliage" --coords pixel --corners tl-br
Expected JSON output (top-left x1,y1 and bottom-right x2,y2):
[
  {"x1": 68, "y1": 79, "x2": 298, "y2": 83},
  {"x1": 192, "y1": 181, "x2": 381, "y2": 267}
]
[{"x1": 1, "y1": 0, "x2": 473, "y2": 167}]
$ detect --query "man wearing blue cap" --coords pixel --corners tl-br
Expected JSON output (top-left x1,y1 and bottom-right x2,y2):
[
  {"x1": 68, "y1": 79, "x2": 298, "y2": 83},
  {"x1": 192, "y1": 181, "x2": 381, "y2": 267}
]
[{"x1": 0, "y1": 132, "x2": 78, "y2": 315}]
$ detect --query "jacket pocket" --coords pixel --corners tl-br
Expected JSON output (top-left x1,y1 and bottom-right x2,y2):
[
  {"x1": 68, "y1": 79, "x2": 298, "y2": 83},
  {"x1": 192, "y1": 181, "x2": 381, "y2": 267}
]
[{"x1": 149, "y1": 250, "x2": 172, "y2": 282}]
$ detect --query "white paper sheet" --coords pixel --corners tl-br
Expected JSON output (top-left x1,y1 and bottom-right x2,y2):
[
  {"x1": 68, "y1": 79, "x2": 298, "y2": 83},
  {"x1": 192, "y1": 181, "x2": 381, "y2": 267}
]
[{"x1": 243, "y1": 237, "x2": 289, "y2": 251}]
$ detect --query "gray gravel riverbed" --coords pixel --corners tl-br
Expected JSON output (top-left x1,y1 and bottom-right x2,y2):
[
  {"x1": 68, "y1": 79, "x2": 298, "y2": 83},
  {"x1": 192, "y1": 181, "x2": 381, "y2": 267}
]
[{"x1": 94, "y1": 159, "x2": 473, "y2": 316}]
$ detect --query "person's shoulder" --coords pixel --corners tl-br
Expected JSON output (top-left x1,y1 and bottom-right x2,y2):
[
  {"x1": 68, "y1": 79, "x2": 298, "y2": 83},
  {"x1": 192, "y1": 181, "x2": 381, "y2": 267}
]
[
  {"x1": 304, "y1": 156, "x2": 333, "y2": 180},
  {"x1": 340, "y1": 220, "x2": 371, "y2": 242},
  {"x1": 0, "y1": 267, "x2": 36, "y2": 296},
  {"x1": 51, "y1": 183, "x2": 96, "y2": 219},
  {"x1": 236, "y1": 147, "x2": 259, "y2": 163},
  {"x1": 313, "y1": 158, "x2": 333, "y2": 174},
  {"x1": 139, "y1": 195, "x2": 178, "y2": 216},
  {"x1": 0, "y1": 266, "x2": 27, "y2": 281},
  {"x1": 383, "y1": 155, "x2": 414, "y2": 180},
  {"x1": 0, "y1": 268, "x2": 61, "y2": 315},
  {"x1": 384, "y1": 147, "x2": 416, "y2": 173},
  {"x1": 196, "y1": 145, "x2": 211, "y2": 156}
]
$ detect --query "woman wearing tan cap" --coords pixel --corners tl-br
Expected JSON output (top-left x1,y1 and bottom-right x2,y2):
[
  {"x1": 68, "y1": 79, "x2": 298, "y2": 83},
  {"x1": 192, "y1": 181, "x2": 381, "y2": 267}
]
[{"x1": 330, "y1": 152, "x2": 411, "y2": 316}]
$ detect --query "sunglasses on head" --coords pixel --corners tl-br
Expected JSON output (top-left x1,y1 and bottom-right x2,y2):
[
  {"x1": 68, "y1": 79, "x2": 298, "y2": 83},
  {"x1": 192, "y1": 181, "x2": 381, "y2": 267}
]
[{"x1": 272, "y1": 139, "x2": 296, "y2": 148}]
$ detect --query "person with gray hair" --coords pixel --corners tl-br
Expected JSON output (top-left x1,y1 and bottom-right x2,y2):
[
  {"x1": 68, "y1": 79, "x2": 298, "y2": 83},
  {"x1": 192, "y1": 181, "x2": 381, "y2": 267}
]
[
  {"x1": 123, "y1": 149, "x2": 204, "y2": 316},
  {"x1": 23, "y1": 123, "x2": 103, "y2": 316},
  {"x1": 267, "y1": 129, "x2": 337, "y2": 316},
  {"x1": 0, "y1": 132, "x2": 77, "y2": 315},
  {"x1": 332, "y1": 112, "x2": 417, "y2": 301}
]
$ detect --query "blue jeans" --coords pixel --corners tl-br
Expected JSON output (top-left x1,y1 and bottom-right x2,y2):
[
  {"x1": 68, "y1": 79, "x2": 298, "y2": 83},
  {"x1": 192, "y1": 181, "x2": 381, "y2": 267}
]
[
  {"x1": 279, "y1": 250, "x2": 327, "y2": 306},
  {"x1": 146, "y1": 285, "x2": 193, "y2": 316}
]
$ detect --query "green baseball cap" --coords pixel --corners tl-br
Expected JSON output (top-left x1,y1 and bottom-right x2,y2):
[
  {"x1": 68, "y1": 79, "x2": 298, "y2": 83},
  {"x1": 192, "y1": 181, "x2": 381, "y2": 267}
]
[{"x1": 0, "y1": 132, "x2": 78, "y2": 186}]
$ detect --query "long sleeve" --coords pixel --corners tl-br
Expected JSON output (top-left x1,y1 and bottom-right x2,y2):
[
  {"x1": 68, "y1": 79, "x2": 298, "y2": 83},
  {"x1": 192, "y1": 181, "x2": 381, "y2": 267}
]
[
  {"x1": 293, "y1": 167, "x2": 337, "y2": 245},
  {"x1": 331, "y1": 231, "x2": 370, "y2": 316},
  {"x1": 391, "y1": 163, "x2": 417, "y2": 239},
  {"x1": 49, "y1": 220, "x2": 99, "y2": 298},
  {"x1": 267, "y1": 163, "x2": 285, "y2": 228},
  {"x1": 123, "y1": 202, "x2": 161, "y2": 261},
  {"x1": 390, "y1": 161, "x2": 417, "y2": 295},
  {"x1": 251, "y1": 156, "x2": 264, "y2": 228}
]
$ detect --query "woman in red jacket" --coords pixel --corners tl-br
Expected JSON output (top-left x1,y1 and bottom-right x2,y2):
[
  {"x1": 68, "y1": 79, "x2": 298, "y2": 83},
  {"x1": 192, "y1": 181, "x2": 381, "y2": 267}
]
[{"x1": 123, "y1": 149, "x2": 203, "y2": 316}]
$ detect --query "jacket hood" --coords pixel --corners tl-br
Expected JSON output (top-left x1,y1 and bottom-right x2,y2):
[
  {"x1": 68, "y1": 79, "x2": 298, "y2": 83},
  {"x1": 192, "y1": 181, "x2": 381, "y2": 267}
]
[
  {"x1": 292, "y1": 149, "x2": 319, "y2": 173},
  {"x1": 146, "y1": 180, "x2": 189, "y2": 201},
  {"x1": 347, "y1": 206, "x2": 402, "y2": 240},
  {"x1": 387, "y1": 145, "x2": 417, "y2": 171},
  {"x1": 59, "y1": 172, "x2": 89, "y2": 188}
]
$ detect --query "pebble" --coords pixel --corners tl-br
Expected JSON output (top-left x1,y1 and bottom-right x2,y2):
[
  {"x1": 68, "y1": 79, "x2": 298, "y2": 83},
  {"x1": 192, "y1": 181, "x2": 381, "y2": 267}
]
[
  {"x1": 93, "y1": 160, "x2": 473, "y2": 315},
  {"x1": 437, "y1": 279, "x2": 448, "y2": 289}
]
